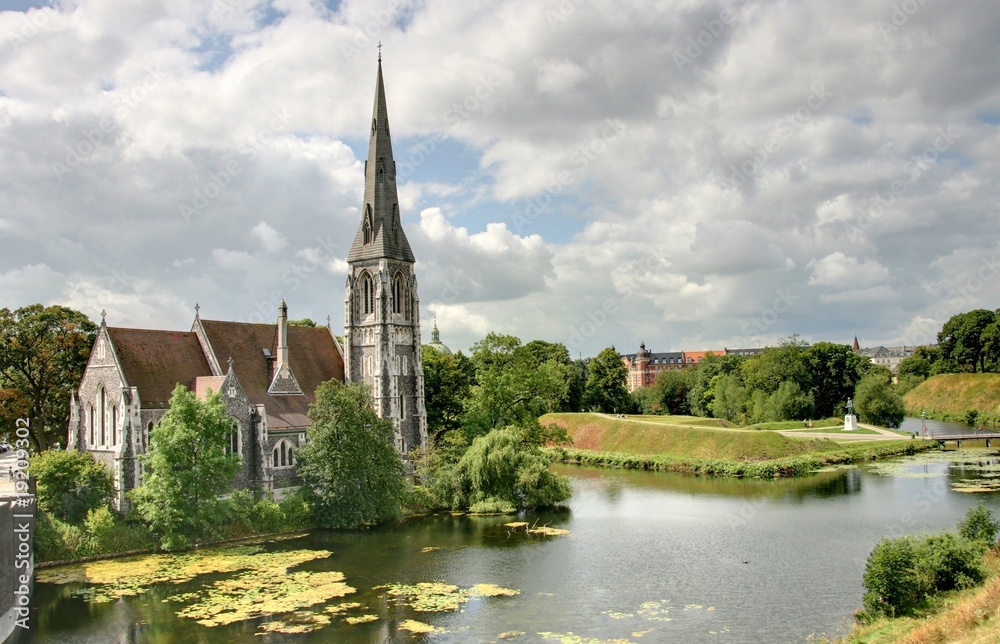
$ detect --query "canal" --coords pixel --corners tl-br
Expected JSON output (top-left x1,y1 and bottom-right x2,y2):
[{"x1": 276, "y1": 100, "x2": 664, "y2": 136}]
[{"x1": 20, "y1": 447, "x2": 1000, "y2": 643}]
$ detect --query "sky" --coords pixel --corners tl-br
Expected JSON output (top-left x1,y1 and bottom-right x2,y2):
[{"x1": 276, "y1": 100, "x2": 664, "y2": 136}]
[{"x1": 1, "y1": 0, "x2": 998, "y2": 358}]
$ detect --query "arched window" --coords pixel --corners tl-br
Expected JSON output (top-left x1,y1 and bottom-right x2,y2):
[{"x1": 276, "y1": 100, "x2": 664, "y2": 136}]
[
  {"x1": 146, "y1": 421, "x2": 153, "y2": 449},
  {"x1": 392, "y1": 273, "x2": 403, "y2": 314},
  {"x1": 361, "y1": 273, "x2": 375, "y2": 316},
  {"x1": 363, "y1": 207, "x2": 373, "y2": 245},
  {"x1": 111, "y1": 406, "x2": 117, "y2": 446},
  {"x1": 89, "y1": 406, "x2": 95, "y2": 446},
  {"x1": 227, "y1": 421, "x2": 240, "y2": 457},
  {"x1": 271, "y1": 439, "x2": 296, "y2": 468},
  {"x1": 99, "y1": 387, "x2": 106, "y2": 446}
]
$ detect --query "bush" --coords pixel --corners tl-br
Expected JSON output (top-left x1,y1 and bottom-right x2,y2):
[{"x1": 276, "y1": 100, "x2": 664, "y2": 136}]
[
  {"x1": 81, "y1": 505, "x2": 155, "y2": 556},
  {"x1": 958, "y1": 503, "x2": 999, "y2": 549},
  {"x1": 34, "y1": 510, "x2": 86, "y2": 562},
  {"x1": 860, "y1": 536, "x2": 922, "y2": 621},
  {"x1": 854, "y1": 373, "x2": 905, "y2": 428},
  {"x1": 912, "y1": 532, "x2": 984, "y2": 593},
  {"x1": 32, "y1": 450, "x2": 113, "y2": 524},
  {"x1": 468, "y1": 497, "x2": 517, "y2": 514}
]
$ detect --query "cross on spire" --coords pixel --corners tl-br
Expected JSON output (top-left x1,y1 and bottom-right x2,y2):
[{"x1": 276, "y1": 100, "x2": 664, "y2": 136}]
[{"x1": 378, "y1": 41, "x2": 382, "y2": 61}]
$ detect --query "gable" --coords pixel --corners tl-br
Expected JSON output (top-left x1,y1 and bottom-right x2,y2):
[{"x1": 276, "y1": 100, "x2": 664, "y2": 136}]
[{"x1": 107, "y1": 327, "x2": 212, "y2": 408}]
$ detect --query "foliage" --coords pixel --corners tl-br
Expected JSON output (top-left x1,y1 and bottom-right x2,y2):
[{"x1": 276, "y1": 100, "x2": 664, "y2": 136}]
[
  {"x1": 709, "y1": 373, "x2": 748, "y2": 422},
  {"x1": 32, "y1": 449, "x2": 113, "y2": 524},
  {"x1": 958, "y1": 503, "x2": 1000, "y2": 549},
  {"x1": 854, "y1": 372, "x2": 905, "y2": 428},
  {"x1": 637, "y1": 369, "x2": 691, "y2": 416},
  {"x1": 913, "y1": 532, "x2": 985, "y2": 593},
  {"x1": 34, "y1": 510, "x2": 86, "y2": 562},
  {"x1": 464, "y1": 333, "x2": 571, "y2": 436},
  {"x1": 763, "y1": 381, "x2": 814, "y2": 421},
  {"x1": 805, "y1": 341, "x2": 870, "y2": 418},
  {"x1": 685, "y1": 353, "x2": 745, "y2": 417},
  {"x1": 0, "y1": 304, "x2": 97, "y2": 450},
  {"x1": 582, "y1": 347, "x2": 631, "y2": 413},
  {"x1": 297, "y1": 380, "x2": 405, "y2": 529},
  {"x1": 938, "y1": 309, "x2": 999, "y2": 373},
  {"x1": 288, "y1": 318, "x2": 317, "y2": 327},
  {"x1": 966, "y1": 409, "x2": 980, "y2": 426},
  {"x1": 130, "y1": 385, "x2": 241, "y2": 549},
  {"x1": 421, "y1": 346, "x2": 472, "y2": 443},
  {"x1": 860, "y1": 536, "x2": 922, "y2": 621},
  {"x1": 429, "y1": 426, "x2": 571, "y2": 512},
  {"x1": 740, "y1": 336, "x2": 810, "y2": 396},
  {"x1": 895, "y1": 373, "x2": 925, "y2": 396}
]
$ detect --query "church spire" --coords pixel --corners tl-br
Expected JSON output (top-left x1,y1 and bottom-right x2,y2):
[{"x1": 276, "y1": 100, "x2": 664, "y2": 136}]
[{"x1": 347, "y1": 56, "x2": 414, "y2": 263}]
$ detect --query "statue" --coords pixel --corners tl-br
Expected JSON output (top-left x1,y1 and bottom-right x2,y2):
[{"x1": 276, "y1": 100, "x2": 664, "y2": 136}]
[
  {"x1": 844, "y1": 397, "x2": 857, "y2": 431},
  {"x1": 846, "y1": 397, "x2": 854, "y2": 416}
]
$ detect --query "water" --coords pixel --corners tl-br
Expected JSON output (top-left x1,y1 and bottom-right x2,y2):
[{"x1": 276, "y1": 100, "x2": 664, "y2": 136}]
[
  {"x1": 898, "y1": 415, "x2": 978, "y2": 436},
  {"x1": 21, "y1": 451, "x2": 1000, "y2": 644}
]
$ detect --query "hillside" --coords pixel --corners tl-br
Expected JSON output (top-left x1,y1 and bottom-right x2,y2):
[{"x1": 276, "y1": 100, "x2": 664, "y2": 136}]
[
  {"x1": 903, "y1": 373, "x2": 1000, "y2": 419},
  {"x1": 541, "y1": 413, "x2": 839, "y2": 461}
]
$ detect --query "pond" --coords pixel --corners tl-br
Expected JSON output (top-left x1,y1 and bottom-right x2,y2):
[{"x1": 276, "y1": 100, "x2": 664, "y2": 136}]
[{"x1": 20, "y1": 450, "x2": 1000, "y2": 643}]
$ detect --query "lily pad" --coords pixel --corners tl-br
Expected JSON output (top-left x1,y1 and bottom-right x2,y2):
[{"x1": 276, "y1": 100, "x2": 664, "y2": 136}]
[
  {"x1": 399, "y1": 619, "x2": 443, "y2": 634},
  {"x1": 345, "y1": 614, "x2": 378, "y2": 625}
]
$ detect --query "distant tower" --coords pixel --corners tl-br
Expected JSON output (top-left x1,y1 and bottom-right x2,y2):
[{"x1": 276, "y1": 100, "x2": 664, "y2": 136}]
[{"x1": 344, "y1": 55, "x2": 427, "y2": 455}]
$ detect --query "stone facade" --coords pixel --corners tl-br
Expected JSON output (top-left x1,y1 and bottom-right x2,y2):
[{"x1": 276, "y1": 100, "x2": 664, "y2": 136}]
[{"x1": 344, "y1": 57, "x2": 427, "y2": 455}]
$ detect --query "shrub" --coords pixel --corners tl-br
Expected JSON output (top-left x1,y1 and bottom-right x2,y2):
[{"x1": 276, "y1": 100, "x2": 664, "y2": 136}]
[
  {"x1": 32, "y1": 450, "x2": 113, "y2": 524},
  {"x1": 34, "y1": 510, "x2": 86, "y2": 562},
  {"x1": 81, "y1": 505, "x2": 156, "y2": 556},
  {"x1": 912, "y1": 532, "x2": 984, "y2": 593},
  {"x1": 958, "y1": 503, "x2": 999, "y2": 550},
  {"x1": 860, "y1": 536, "x2": 923, "y2": 621},
  {"x1": 468, "y1": 497, "x2": 517, "y2": 514}
]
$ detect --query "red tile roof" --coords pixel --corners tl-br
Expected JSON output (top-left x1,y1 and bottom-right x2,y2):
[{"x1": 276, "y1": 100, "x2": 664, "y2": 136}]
[{"x1": 107, "y1": 327, "x2": 211, "y2": 407}]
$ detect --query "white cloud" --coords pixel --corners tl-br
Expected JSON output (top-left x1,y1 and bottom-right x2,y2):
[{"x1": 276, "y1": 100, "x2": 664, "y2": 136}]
[{"x1": 251, "y1": 221, "x2": 287, "y2": 254}]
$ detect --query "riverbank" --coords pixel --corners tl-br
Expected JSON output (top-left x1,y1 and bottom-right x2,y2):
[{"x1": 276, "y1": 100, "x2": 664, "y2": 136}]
[
  {"x1": 838, "y1": 550, "x2": 1000, "y2": 643},
  {"x1": 904, "y1": 373, "x2": 1000, "y2": 426},
  {"x1": 541, "y1": 413, "x2": 935, "y2": 478}
]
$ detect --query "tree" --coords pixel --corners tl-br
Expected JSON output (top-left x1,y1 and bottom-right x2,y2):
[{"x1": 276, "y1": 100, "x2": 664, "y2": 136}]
[
  {"x1": 464, "y1": 333, "x2": 569, "y2": 435},
  {"x1": 649, "y1": 369, "x2": 691, "y2": 415},
  {"x1": 524, "y1": 340, "x2": 577, "y2": 411},
  {"x1": 805, "y1": 342, "x2": 870, "y2": 418},
  {"x1": 583, "y1": 347, "x2": 631, "y2": 413},
  {"x1": 429, "y1": 426, "x2": 571, "y2": 513},
  {"x1": 853, "y1": 372, "x2": 905, "y2": 428},
  {"x1": 740, "y1": 336, "x2": 810, "y2": 396},
  {"x1": 939, "y1": 309, "x2": 997, "y2": 373},
  {"x1": 288, "y1": 318, "x2": 317, "y2": 327},
  {"x1": 297, "y1": 380, "x2": 405, "y2": 529},
  {"x1": 130, "y1": 385, "x2": 241, "y2": 549},
  {"x1": 0, "y1": 305, "x2": 97, "y2": 450},
  {"x1": 686, "y1": 353, "x2": 745, "y2": 417},
  {"x1": 764, "y1": 381, "x2": 814, "y2": 421},
  {"x1": 710, "y1": 373, "x2": 747, "y2": 422},
  {"x1": 32, "y1": 449, "x2": 113, "y2": 524},
  {"x1": 422, "y1": 346, "x2": 472, "y2": 443}
]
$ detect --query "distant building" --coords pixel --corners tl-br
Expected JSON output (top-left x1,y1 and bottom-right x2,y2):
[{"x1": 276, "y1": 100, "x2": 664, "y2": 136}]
[
  {"x1": 853, "y1": 339, "x2": 915, "y2": 373},
  {"x1": 424, "y1": 320, "x2": 452, "y2": 355},
  {"x1": 620, "y1": 343, "x2": 732, "y2": 392}
]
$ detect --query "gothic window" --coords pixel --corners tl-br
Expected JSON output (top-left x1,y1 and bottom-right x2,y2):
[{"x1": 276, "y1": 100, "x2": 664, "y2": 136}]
[
  {"x1": 111, "y1": 406, "x2": 117, "y2": 446},
  {"x1": 392, "y1": 272, "x2": 410, "y2": 319},
  {"x1": 227, "y1": 421, "x2": 240, "y2": 457},
  {"x1": 363, "y1": 207, "x2": 373, "y2": 245},
  {"x1": 146, "y1": 421, "x2": 153, "y2": 449},
  {"x1": 272, "y1": 439, "x2": 295, "y2": 468},
  {"x1": 99, "y1": 387, "x2": 106, "y2": 446},
  {"x1": 378, "y1": 165, "x2": 385, "y2": 183},
  {"x1": 361, "y1": 272, "x2": 375, "y2": 316},
  {"x1": 89, "y1": 406, "x2": 95, "y2": 446}
]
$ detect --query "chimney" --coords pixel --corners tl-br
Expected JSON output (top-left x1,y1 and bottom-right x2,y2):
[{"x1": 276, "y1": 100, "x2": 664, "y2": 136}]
[
  {"x1": 277, "y1": 299, "x2": 289, "y2": 368},
  {"x1": 267, "y1": 299, "x2": 303, "y2": 396}
]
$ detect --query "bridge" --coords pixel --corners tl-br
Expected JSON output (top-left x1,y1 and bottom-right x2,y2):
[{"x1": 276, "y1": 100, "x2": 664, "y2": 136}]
[{"x1": 929, "y1": 433, "x2": 1000, "y2": 448}]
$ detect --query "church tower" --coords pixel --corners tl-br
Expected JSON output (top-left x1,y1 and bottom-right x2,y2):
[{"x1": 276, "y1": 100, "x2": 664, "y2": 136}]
[{"x1": 345, "y1": 55, "x2": 427, "y2": 455}]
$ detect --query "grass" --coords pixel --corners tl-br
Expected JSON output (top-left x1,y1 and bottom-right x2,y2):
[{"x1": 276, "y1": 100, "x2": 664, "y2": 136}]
[
  {"x1": 541, "y1": 413, "x2": 933, "y2": 478},
  {"x1": 784, "y1": 427, "x2": 878, "y2": 435},
  {"x1": 837, "y1": 550, "x2": 1000, "y2": 643},
  {"x1": 904, "y1": 373, "x2": 1000, "y2": 423},
  {"x1": 747, "y1": 418, "x2": 843, "y2": 431}
]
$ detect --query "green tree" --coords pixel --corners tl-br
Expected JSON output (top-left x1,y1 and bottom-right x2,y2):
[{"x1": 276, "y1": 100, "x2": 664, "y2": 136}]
[
  {"x1": 421, "y1": 346, "x2": 472, "y2": 443},
  {"x1": 583, "y1": 347, "x2": 631, "y2": 413},
  {"x1": 740, "y1": 336, "x2": 810, "y2": 396},
  {"x1": 0, "y1": 304, "x2": 97, "y2": 450},
  {"x1": 464, "y1": 333, "x2": 569, "y2": 435},
  {"x1": 130, "y1": 385, "x2": 240, "y2": 549},
  {"x1": 958, "y1": 503, "x2": 1000, "y2": 549},
  {"x1": 430, "y1": 426, "x2": 571, "y2": 513},
  {"x1": 939, "y1": 309, "x2": 997, "y2": 373},
  {"x1": 649, "y1": 369, "x2": 692, "y2": 415},
  {"x1": 32, "y1": 449, "x2": 113, "y2": 524},
  {"x1": 297, "y1": 380, "x2": 405, "y2": 529},
  {"x1": 805, "y1": 342, "x2": 870, "y2": 418},
  {"x1": 710, "y1": 373, "x2": 748, "y2": 422},
  {"x1": 288, "y1": 318, "x2": 317, "y2": 327},
  {"x1": 524, "y1": 340, "x2": 577, "y2": 411},
  {"x1": 686, "y1": 353, "x2": 745, "y2": 417},
  {"x1": 853, "y1": 372, "x2": 905, "y2": 428},
  {"x1": 860, "y1": 536, "x2": 922, "y2": 620},
  {"x1": 764, "y1": 381, "x2": 814, "y2": 421}
]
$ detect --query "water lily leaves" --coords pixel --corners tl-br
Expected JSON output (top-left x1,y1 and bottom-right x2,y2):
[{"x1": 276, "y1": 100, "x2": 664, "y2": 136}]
[
  {"x1": 256, "y1": 611, "x2": 331, "y2": 635},
  {"x1": 537, "y1": 633, "x2": 631, "y2": 644},
  {"x1": 344, "y1": 614, "x2": 378, "y2": 625},
  {"x1": 527, "y1": 526, "x2": 570, "y2": 537},
  {"x1": 381, "y1": 581, "x2": 520, "y2": 612},
  {"x1": 398, "y1": 619, "x2": 442, "y2": 634}
]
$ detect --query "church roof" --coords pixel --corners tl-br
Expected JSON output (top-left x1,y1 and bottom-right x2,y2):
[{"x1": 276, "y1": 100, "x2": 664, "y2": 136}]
[
  {"x1": 346, "y1": 58, "x2": 415, "y2": 264},
  {"x1": 198, "y1": 320, "x2": 345, "y2": 430},
  {"x1": 107, "y1": 327, "x2": 211, "y2": 408}
]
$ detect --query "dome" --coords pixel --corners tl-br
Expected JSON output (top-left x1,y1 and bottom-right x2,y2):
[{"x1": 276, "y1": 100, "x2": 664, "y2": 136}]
[{"x1": 425, "y1": 320, "x2": 452, "y2": 355}]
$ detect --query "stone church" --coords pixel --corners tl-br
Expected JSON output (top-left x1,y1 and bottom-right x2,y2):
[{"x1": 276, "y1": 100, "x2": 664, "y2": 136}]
[{"x1": 68, "y1": 57, "x2": 426, "y2": 508}]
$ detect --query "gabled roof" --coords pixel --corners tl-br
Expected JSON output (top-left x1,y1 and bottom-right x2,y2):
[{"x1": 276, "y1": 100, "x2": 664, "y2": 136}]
[
  {"x1": 198, "y1": 320, "x2": 344, "y2": 430},
  {"x1": 107, "y1": 327, "x2": 211, "y2": 407}
]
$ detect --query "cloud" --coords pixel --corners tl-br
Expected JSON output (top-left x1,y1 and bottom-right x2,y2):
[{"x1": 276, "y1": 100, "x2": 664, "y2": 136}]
[{"x1": 251, "y1": 221, "x2": 287, "y2": 254}]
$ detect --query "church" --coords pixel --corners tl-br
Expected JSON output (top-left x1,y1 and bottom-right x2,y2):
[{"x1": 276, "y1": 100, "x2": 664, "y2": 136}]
[{"x1": 67, "y1": 57, "x2": 427, "y2": 509}]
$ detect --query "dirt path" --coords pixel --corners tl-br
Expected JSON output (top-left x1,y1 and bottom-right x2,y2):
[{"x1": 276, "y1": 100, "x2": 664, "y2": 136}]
[{"x1": 592, "y1": 414, "x2": 913, "y2": 442}]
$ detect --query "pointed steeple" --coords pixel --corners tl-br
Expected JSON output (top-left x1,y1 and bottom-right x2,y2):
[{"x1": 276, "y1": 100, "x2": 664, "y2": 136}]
[{"x1": 347, "y1": 57, "x2": 415, "y2": 263}]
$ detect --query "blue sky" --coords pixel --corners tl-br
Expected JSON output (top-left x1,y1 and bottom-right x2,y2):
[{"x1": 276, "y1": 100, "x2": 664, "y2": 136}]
[{"x1": 1, "y1": 0, "x2": 999, "y2": 357}]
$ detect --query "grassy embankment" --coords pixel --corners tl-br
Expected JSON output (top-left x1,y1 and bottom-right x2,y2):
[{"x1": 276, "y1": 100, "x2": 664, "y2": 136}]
[
  {"x1": 904, "y1": 373, "x2": 1000, "y2": 426},
  {"x1": 837, "y1": 551, "x2": 1000, "y2": 643},
  {"x1": 542, "y1": 413, "x2": 931, "y2": 478}
]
